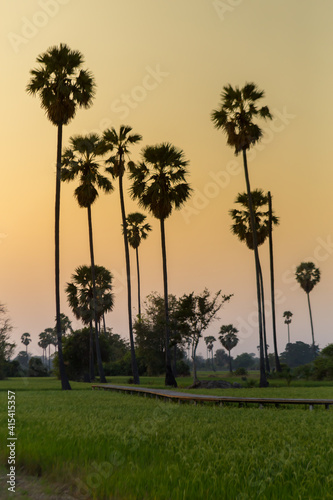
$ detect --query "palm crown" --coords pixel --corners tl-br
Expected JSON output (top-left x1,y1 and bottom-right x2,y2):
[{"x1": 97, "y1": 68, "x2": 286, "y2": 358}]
[
  {"x1": 211, "y1": 82, "x2": 272, "y2": 154},
  {"x1": 26, "y1": 43, "x2": 95, "y2": 126},
  {"x1": 129, "y1": 143, "x2": 192, "y2": 220},
  {"x1": 230, "y1": 189, "x2": 279, "y2": 250},
  {"x1": 124, "y1": 212, "x2": 152, "y2": 250},
  {"x1": 61, "y1": 134, "x2": 113, "y2": 207},
  {"x1": 295, "y1": 262, "x2": 320, "y2": 294},
  {"x1": 101, "y1": 125, "x2": 142, "y2": 178}
]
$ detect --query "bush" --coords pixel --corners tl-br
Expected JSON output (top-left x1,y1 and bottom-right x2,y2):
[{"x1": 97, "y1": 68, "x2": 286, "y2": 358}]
[
  {"x1": 235, "y1": 367, "x2": 248, "y2": 376},
  {"x1": 28, "y1": 357, "x2": 48, "y2": 377}
]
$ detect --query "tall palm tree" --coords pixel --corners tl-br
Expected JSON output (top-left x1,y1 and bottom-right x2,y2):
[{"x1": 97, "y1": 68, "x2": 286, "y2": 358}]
[
  {"x1": 283, "y1": 311, "x2": 293, "y2": 344},
  {"x1": 130, "y1": 143, "x2": 192, "y2": 387},
  {"x1": 101, "y1": 125, "x2": 142, "y2": 384},
  {"x1": 219, "y1": 325, "x2": 239, "y2": 373},
  {"x1": 229, "y1": 189, "x2": 279, "y2": 372},
  {"x1": 295, "y1": 262, "x2": 320, "y2": 351},
  {"x1": 62, "y1": 134, "x2": 113, "y2": 383},
  {"x1": 212, "y1": 83, "x2": 272, "y2": 387},
  {"x1": 66, "y1": 265, "x2": 114, "y2": 381},
  {"x1": 21, "y1": 332, "x2": 31, "y2": 355},
  {"x1": 124, "y1": 212, "x2": 152, "y2": 319},
  {"x1": 27, "y1": 43, "x2": 95, "y2": 390},
  {"x1": 204, "y1": 335, "x2": 216, "y2": 371}
]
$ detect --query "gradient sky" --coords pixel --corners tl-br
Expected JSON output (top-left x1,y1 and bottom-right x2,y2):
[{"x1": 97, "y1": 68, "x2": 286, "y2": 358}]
[{"x1": 2, "y1": 0, "x2": 333, "y2": 360}]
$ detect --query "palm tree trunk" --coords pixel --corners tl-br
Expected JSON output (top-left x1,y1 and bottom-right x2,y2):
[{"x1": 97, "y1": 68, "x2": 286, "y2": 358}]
[
  {"x1": 258, "y1": 259, "x2": 270, "y2": 372},
  {"x1": 287, "y1": 324, "x2": 290, "y2": 344},
  {"x1": 55, "y1": 124, "x2": 71, "y2": 390},
  {"x1": 119, "y1": 173, "x2": 140, "y2": 384},
  {"x1": 136, "y1": 247, "x2": 141, "y2": 319},
  {"x1": 268, "y1": 192, "x2": 281, "y2": 372},
  {"x1": 87, "y1": 204, "x2": 106, "y2": 383},
  {"x1": 242, "y1": 149, "x2": 268, "y2": 387},
  {"x1": 89, "y1": 320, "x2": 95, "y2": 381},
  {"x1": 306, "y1": 292, "x2": 316, "y2": 353},
  {"x1": 103, "y1": 313, "x2": 106, "y2": 335},
  {"x1": 228, "y1": 350, "x2": 232, "y2": 373},
  {"x1": 160, "y1": 218, "x2": 177, "y2": 387}
]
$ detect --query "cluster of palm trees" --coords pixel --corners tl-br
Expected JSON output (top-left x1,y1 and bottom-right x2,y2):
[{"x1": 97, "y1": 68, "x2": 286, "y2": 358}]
[{"x1": 27, "y1": 43, "x2": 320, "y2": 389}]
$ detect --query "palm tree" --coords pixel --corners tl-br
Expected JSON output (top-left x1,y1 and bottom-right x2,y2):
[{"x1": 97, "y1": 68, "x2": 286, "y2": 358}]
[
  {"x1": 124, "y1": 212, "x2": 152, "y2": 318},
  {"x1": 21, "y1": 332, "x2": 31, "y2": 355},
  {"x1": 212, "y1": 83, "x2": 272, "y2": 387},
  {"x1": 62, "y1": 134, "x2": 113, "y2": 383},
  {"x1": 283, "y1": 311, "x2": 293, "y2": 344},
  {"x1": 295, "y1": 262, "x2": 320, "y2": 351},
  {"x1": 229, "y1": 189, "x2": 279, "y2": 372},
  {"x1": 204, "y1": 336, "x2": 216, "y2": 370},
  {"x1": 101, "y1": 125, "x2": 142, "y2": 385},
  {"x1": 66, "y1": 265, "x2": 114, "y2": 381},
  {"x1": 130, "y1": 143, "x2": 192, "y2": 387},
  {"x1": 219, "y1": 325, "x2": 239, "y2": 373},
  {"x1": 27, "y1": 43, "x2": 95, "y2": 390},
  {"x1": 38, "y1": 332, "x2": 48, "y2": 364}
]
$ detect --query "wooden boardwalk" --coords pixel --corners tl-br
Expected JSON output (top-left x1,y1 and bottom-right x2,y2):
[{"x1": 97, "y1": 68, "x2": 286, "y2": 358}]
[{"x1": 92, "y1": 384, "x2": 333, "y2": 410}]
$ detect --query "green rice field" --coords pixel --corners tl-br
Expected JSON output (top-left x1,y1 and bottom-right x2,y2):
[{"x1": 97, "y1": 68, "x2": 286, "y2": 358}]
[{"x1": 1, "y1": 376, "x2": 333, "y2": 499}]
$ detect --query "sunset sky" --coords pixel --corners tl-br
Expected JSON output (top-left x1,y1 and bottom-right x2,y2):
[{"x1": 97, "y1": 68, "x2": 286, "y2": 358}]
[{"x1": 2, "y1": 0, "x2": 333, "y2": 360}]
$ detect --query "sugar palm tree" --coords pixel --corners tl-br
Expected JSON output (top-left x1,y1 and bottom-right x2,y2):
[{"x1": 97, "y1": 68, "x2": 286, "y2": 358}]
[
  {"x1": 204, "y1": 335, "x2": 216, "y2": 370},
  {"x1": 101, "y1": 125, "x2": 142, "y2": 384},
  {"x1": 21, "y1": 332, "x2": 31, "y2": 355},
  {"x1": 124, "y1": 212, "x2": 152, "y2": 319},
  {"x1": 212, "y1": 83, "x2": 272, "y2": 387},
  {"x1": 62, "y1": 134, "x2": 113, "y2": 383},
  {"x1": 230, "y1": 189, "x2": 280, "y2": 372},
  {"x1": 219, "y1": 325, "x2": 239, "y2": 373},
  {"x1": 283, "y1": 311, "x2": 293, "y2": 344},
  {"x1": 295, "y1": 262, "x2": 320, "y2": 351},
  {"x1": 27, "y1": 43, "x2": 95, "y2": 390},
  {"x1": 66, "y1": 265, "x2": 114, "y2": 381},
  {"x1": 130, "y1": 143, "x2": 192, "y2": 387}
]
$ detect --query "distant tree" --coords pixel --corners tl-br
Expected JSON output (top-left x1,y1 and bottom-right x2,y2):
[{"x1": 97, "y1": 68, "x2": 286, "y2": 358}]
[
  {"x1": 204, "y1": 336, "x2": 216, "y2": 370},
  {"x1": 27, "y1": 43, "x2": 95, "y2": 391},
  {"x1": 295, "y1": 262, "x2": 320, "y2": 351},
  {"x1": 214, "y1": 349, "x2": 229, "y2": 370},
  {"x1": 0, "y1": 304, "x2": 15, "y2": 379},
  {"x1": 38, "y1": 331, "x2": 49, "y2": 365},
  {"x1": 21, "y1": 332, "x2": 32, "y2": 355},
  {"x1": 176, "y1": 289, "x2": 232, "y2": 384},
  {"x1": 124, "y1": 212, "x2": 152, "y2": 318},
  {"x1": 212, "y1": 82, "x2": 272, "y2": 387},
  {"x1": 14, "y1": 351, "x2": 30, "y2": 371},
  {"x1": 280, "y1": 341, "x2": 317, "y2": 368},
  {"x1": 283, "y1": 311, "x2": 293, "y2": 344},
  {"x1": 313, "y1": 344, "x2": 333, "y2": 380},
  {"x1": 29, "y1": 357, "x2": 48, "y2": 377},
  {"x1": 233, "y1": 352, "x2": 258, "y2": 371},
  {"x1": 219, "y1": 325, "x2": 239, "y2": 372},
  {"x1": 101, "y1": 125, "x2": 142, "y2": 385},
  {"x1": 130, "y1": 143, "x2": 192, "y2": 387}
]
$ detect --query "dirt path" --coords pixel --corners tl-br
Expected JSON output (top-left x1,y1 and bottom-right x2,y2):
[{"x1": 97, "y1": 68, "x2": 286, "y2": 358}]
[{"x1": 1, "y1": 471, "x2": 79, "y2": 500}]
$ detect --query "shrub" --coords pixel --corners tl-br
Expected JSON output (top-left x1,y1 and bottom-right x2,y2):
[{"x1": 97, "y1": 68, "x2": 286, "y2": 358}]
[{"x1": 235, "y1": 367, "x2": 248, "y2": 376}]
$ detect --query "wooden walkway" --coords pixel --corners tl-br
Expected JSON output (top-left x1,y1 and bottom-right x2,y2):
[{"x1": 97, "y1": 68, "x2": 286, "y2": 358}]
[{"x1": 92, "y1": 384, "x2": 333, "y2": 410}]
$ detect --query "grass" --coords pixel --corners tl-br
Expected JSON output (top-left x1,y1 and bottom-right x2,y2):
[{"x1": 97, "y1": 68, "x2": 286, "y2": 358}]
[{"x1": 0, "y1": 376, "x2": 333, "y2": 499}]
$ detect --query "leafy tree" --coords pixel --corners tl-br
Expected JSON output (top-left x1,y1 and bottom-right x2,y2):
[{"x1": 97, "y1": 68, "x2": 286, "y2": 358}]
[
  {"x1": 21, "y1": 332, "x2": 32, "y2": 355},
  {"x1": 124, "y1": 212, "x2": 152, "y2": 318},
  {"x1": 313, "y1": 344, "x2": 333, "y2": 380},
  {"x1": 212, "y1": 82, "x2": 272, "y2": 387},
  {"x1": 130, "y1": 143, "x2": 192, "y2": 387},
  {"x1": 230, "y1": 189, "x2": 279, "y2": 372},
  {"x1": 219, "y1": 325, "x2": 239, "y2": 372},
  {"x1": 134, "y1": 293, "x2": 182, "y2": 376},
  {"x1": 295, "y1": 262, "x2": 320, "y2": 351},
  {"x1": 66, "y1": 265, "x2": 114, "y2": 382},
  {"x1": 29, "y1": 357, "x2": 48, "y2": 377},
  {"x1": 233, "y1": 352, "x2": 258, "y2": 371},
  {"x1": 62, "y1": 134, "x2": 113, "y2": 383},
  {"x1": 14, "y1": 351, "x2": 29, "y2": 372},
  {"x1": 0, "y1": 304, "x2": 15, "y2": 379},
  {"x1": 204, "y1": 336, "x2": 216, "y2": 370},
  {"x1": 214, "y1": 349, "x2": 229, "y2": 370},
  {"x1": 27, "y1": 44, "x2": 95, "y2": 390},
  {"x1": 280, "y1": 341, "x2": 317, "y2": 368},
  {"x1": 101, "y1": 125, "x2": 142, "y2": 385},
  {"x1": 283, "y1": 311, "x2": 293, "y2": 344},
  {"x1": 176, "y1": 289, "x2": 232, "y2": 384}
]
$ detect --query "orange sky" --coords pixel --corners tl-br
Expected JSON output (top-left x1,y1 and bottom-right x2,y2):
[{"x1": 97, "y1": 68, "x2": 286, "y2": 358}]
[{"x1": 1, "y1": 0, "x2": 333, "y2": 359}]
